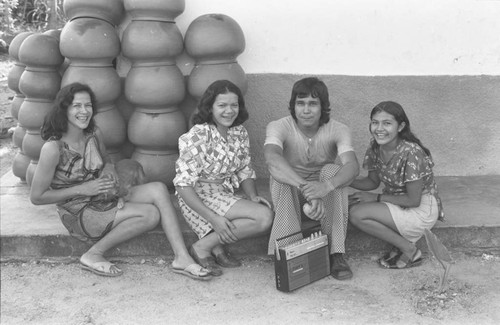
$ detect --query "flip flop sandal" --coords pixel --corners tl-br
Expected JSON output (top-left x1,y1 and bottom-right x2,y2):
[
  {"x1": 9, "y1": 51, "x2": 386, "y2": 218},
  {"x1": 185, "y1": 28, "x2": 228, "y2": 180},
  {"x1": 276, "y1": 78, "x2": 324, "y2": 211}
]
[
  {"x1": 172, "y1": 263, "x2": 213, "y2": 281},
  {"x1": 384, "y1": 249, "x2": 423, "y2": 269},
  {"x1": 80, "y1": 261, "x2": 123, "y2": 277}
]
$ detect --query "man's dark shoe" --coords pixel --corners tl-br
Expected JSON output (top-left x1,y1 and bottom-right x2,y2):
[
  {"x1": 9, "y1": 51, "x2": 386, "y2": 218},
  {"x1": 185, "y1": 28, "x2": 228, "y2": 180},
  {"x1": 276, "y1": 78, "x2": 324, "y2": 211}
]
[
  {"x1": 330, "y1": 253, "x2": 353, "y2": 280},
  {"x1": 214, "y1": 251, "x2": 241, "y2": 268}
]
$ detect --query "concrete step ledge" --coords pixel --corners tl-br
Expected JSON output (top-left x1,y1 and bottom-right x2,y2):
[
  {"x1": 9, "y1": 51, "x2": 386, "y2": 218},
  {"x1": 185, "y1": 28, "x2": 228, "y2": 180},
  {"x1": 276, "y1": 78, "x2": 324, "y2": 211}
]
[
  {"x1": 1, "y1": 172, "x2": 500, "y2": 259},
  {"x1": 2, "y1": 224, "x2": 500, "y2": 260}
]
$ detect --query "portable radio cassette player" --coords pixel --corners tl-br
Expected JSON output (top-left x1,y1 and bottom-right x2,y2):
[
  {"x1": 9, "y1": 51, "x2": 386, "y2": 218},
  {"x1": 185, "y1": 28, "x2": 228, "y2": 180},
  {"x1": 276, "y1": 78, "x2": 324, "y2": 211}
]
[{"x1": 274, "y1": 227, "x2": 330, "y2": 292}]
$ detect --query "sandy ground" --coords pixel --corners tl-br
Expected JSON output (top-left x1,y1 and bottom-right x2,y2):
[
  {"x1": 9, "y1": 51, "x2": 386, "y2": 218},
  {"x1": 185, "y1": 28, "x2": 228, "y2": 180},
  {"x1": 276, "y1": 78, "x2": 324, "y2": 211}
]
[{"x1": 1, "y1": 252, "x2": 500, "y2": 325}]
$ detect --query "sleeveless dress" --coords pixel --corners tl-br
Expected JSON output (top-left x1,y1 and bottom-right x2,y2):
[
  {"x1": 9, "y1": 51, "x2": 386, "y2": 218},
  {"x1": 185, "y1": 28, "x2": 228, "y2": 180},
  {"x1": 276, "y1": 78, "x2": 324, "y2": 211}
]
[{"x1": 50, "y1": 133, "x2": 119, "y2": 243}]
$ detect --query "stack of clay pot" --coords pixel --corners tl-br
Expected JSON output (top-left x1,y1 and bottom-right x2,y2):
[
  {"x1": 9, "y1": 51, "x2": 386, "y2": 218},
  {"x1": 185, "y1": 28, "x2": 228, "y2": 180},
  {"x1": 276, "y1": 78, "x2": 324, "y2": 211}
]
[
  {"x1": 122, "y1": 0, "x2": 187, "y2": 187},
  {"x1": 60, "y1": 0, "x2": 126, "y2": 162},
  {"x1": 7, "y1": 32, "x2": 33, "y2": 181},
  {"x1": 17, "y1": 33, "x2": 64, "y2": 185},
  {"x1": 185, "y1": 13, "x2": 248, "y2": 112}
]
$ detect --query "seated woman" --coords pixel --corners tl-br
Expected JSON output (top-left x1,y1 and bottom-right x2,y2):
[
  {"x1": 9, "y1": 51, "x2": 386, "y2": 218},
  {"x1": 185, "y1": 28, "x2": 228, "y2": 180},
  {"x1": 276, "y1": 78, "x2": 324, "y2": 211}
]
[
  {"x1": 174, "y1": 80, "x2": 274, "y2": 276},
  {"x1": 349, "y1": 101, "x2": 444, "y2": 269},
  {"x1": 30, "y1": 83, "x2": 211, "y2": 280}
]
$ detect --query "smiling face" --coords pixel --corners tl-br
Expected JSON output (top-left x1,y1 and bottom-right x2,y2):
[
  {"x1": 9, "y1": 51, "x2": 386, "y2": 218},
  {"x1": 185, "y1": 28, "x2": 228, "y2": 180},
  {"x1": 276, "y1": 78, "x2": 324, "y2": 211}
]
[
  {"x1": 212, "y1": 92, "x2": 239, "y2": 134},
  {"x1": 67, "y1": 91, "x2": 93, "y2": 131},
  {"x1": 295, "y1": 95, "x2": 322, "y2": 129},
  {"x1": 370, "y1": 110, "x2": 405, "y2": 148}
]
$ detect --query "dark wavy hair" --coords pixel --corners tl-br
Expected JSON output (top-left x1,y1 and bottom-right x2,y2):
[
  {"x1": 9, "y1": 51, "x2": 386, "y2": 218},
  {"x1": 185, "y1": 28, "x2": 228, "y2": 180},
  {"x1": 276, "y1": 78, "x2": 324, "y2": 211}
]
[
  {"x1": 41, "y1": 83, "x2": 97, "y2": 140},
  {"x1": 288, "y1": 77, "x2": 331, "y2": 126},
  {"x1": 370, "y1": 101, "x2": 431, "y2": 156},
  {"x1": 192, "y1": 80, "x2": 249, "y2": 126}
]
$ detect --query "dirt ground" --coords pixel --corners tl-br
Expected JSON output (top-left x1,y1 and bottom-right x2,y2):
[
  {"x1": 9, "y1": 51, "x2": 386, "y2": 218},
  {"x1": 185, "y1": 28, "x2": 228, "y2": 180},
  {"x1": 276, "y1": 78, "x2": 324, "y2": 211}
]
[{"x1": 1, "y1": 252, "x2": 500, "y2": 325}]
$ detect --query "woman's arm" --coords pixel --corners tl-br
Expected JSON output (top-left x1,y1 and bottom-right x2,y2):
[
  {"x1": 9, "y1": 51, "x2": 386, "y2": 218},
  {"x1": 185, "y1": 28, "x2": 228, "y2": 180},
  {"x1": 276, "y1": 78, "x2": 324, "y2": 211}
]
[
  {"x1": 351, "y1": 177, "x2": 423, "y2": 207},
  {"x1": 381, "y1": 178, "x2": 423, "y2": 208},
  {"x1": 350, "y1": 170, "x2": 381, "y2": 191}
]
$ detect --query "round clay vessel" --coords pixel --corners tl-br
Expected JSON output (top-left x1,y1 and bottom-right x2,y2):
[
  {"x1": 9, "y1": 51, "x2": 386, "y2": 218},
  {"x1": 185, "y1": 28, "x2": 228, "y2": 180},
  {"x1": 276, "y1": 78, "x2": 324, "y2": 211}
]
[
  {"x1": 184, "y1": 14, "x2": 245, "y2": 63},
  {"x1": 127, "y1": 109, "x2": 187, "y2": 150},
  {"x1": 122, "y1": 20, "x2": 183, "y2": 60},
  {"x1": 60, "y1": 18, "x2": 120, "y2": 65},
  {"x1": 8, "y1": 32, "x2": 33, "y2": 61},
  {"x1": 18, "y1": 34, "x2": 64, "y2": 68},
  {"x1": 12, "y1": 152, "x2": 30, "y2": 181},
  {"x1": 188, "y1": 62, "x2": 247, "y2": 98},
  {"x1": 124, "y1": 0, "x2": 185, "y2": 22},
  {"x1": 62, "y1": 65, "x2": 121, "y2": 107},
  {"x1": 125, "y1": 62, "x2": 185, "y2": 107},
  {"x1": 63, "y1": 0, "x2": 124, "y2": 26}
]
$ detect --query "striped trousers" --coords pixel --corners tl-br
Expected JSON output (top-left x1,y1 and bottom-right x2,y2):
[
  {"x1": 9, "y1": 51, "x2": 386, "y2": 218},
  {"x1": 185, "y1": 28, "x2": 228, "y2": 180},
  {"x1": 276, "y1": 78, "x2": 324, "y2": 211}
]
[{"x1": 267, "y1": 164, "x2": 349, "y2": 255}]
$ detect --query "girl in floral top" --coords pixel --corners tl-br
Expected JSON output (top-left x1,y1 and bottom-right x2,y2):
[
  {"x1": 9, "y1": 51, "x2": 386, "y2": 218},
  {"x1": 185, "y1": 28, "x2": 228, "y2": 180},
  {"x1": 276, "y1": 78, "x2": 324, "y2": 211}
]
[
  {"x1": 174, "y1": 80, "x2": 274, "y2": 276},
  {"x1": 349, "y1": 101, "x2": 444, "y2": 269}
]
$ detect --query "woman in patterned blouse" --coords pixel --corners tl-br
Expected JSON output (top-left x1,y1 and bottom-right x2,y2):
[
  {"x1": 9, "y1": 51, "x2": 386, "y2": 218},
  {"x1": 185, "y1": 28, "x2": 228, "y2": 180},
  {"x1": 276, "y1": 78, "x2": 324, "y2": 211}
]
[
  {"x1": 349, "y1": 101, "x2": 444, "y2": 269},
  {"x1": 174, "y1": 80, "x2": 274, "y2": 276}
]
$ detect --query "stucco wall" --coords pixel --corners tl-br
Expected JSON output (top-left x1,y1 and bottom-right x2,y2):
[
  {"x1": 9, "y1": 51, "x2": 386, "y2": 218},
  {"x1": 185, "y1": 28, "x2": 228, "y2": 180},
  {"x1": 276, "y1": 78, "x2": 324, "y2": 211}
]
[
  {"x1": 174, "y1": 0, "x2": 500, "y2": 76},
  {"x1": 118, "y1": 0, "x2": 500, "y2": 178},
  {"x1": 239, "y1": 74, "x2": 500, "y2": 178}
]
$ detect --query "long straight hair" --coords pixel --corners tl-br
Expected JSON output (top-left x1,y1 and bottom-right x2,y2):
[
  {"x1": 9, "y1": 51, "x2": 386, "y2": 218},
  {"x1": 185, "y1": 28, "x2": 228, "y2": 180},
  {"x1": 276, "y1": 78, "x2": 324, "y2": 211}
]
[{"x1": 370, "y1": 101, "x2": 431, "y2": 156}]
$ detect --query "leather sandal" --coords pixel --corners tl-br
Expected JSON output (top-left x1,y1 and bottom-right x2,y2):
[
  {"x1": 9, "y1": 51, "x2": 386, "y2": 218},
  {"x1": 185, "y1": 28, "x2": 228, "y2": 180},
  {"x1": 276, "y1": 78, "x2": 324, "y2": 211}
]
[
  {"x1": 189, "y1": 246, "x2": 223, "y2": 276},
  {"x1": 214, "y1": 251, "x2": 241, "y2": 268}
]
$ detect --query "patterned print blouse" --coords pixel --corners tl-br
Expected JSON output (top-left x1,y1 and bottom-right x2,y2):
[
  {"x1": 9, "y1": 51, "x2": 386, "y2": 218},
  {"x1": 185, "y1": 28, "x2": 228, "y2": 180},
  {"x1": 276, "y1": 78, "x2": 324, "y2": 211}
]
[
  {"x1": 173, "y1": 123, "x2": 256, "y2": 192},
  {"x1": 363, "y1": 139, "x2": 445, "y2": 221}
]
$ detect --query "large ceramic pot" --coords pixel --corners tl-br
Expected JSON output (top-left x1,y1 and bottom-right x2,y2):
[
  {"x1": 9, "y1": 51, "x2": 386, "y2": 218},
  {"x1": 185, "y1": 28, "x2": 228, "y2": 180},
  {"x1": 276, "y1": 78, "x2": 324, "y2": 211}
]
[
  {"x1": 12, "y1": 125, "x2": 26, "y2": 148},
  {"x1": 17, "y1": 100, "x2": 53, "y2": 130},
  {"x1": 43, "y1": 29, "x2": 61, "y2": 40},
  {"x1": 60, "y1": 18, "x2": 121, "y2": 66},
  {"x1": 125, "y1": 62, "x2": 185, "y2": 107},
  {"x1": 12, "y1": 152, "x2": 31, "y2": 181},
  {"x1": 62, "y1": 65, "x2": 121, "y2": 107},
  {"x1": 8, "y1": 32, "x2": 33, "y2": 61},
  {"x1": 127, "y1": 108, "x2": 187, "y2": 150},
  {"x1": 131, "y1": 148, "x2": 178, "y2": 187},
  {"x1": 122, "y1": 20, "x2": 183, "y2": 61},
  {"x1": 63, "y1": 0, "x2": 124, "y2": 26},
  {"x1": 184, "y1": 14, "x2": 245, "y2": 64},
  {"x1": 10, "y1": 95, "x2": 24, "y2": 120},
  {"x1": 18, "y1": 34, "x2": 64, "y2": 68},
  {"x1": 93, "y1": 104, "x2": 127, "y2": 159},
  {"x1": 124, "y1": 0, "x2": 185, "y2": 22},
  {"x1": 8, "y1": 64, "x2": 26, "y2": 119},
  {"x1": 19, "y1": 69, "x2": 61, "y2": 100},
  {"x1": 22, "y1": 130, "x2": 45, "y2": 161},
  {"x1": 7, "y1": 63, "x2": 24, "y2": 94},
  {"x1": 188, "y1": 62, "x2": 248, "y2": 99}
]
